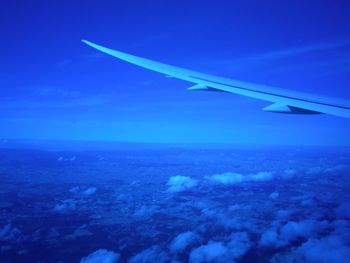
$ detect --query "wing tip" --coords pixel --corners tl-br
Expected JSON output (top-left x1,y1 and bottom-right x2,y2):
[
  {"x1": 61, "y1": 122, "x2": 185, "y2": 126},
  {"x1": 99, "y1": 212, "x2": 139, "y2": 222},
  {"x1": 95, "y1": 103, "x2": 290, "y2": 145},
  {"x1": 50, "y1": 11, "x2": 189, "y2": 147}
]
[{"x1": 81, "y1": 39, "x2": 95, "y2": 47}]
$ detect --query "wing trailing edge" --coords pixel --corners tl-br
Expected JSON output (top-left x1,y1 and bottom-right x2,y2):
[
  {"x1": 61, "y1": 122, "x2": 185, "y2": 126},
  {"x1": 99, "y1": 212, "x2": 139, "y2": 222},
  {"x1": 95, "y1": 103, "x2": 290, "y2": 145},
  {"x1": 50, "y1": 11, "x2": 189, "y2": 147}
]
[{"x1": 263, "y1": 103, "x2": 322, "y2": 114}]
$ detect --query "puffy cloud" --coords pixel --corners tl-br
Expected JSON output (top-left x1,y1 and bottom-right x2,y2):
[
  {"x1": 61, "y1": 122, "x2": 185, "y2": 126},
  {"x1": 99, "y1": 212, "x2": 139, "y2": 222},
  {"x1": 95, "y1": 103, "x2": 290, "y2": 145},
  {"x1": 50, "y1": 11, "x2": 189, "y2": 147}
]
[
  {"x1": 269, "y1": 192, "x2": 279, "y2": 199},
  {"x1": 169, "y1": 231, "x2": 199, "y2": 254},
  {"x1": 167, "y1": 176, "x2": 198, "y2": 193},
  {"x1": 70, "y1": 186, "x2": 97, "y2": 196},
  {"x1": 294, "y1": 235, "x2": 350, "y2": 263},
  {"x1": 0, "y1": 224, "x2": 22, "y2": 242},
  {"x1": 228, "y1": 204, "x2": 251, "y2": 212},
  {"x1": 129, "y1": 245, "x2": 169, "y2": 263},
  {"x1": 306, "y1": 165, "x2": 344, "y2": 176},
  {"x1": 275, "y1": 209, "x2": 298, "y2": 220},
  {"x1": 80, "y1": 249, "x2": 120, "y2": 263},
  {"x1": 83, "y1": 187, "x2": 97, "y2": 195},
  {"x1": 283, "y1": 169, "x2": 297, "y2": 178},
  {"x1": 259, "y1": 220, "x2": 328, "y2": 248},
  {"x1": 189, "y1": 242, "x2": 227, "y2": 263},
  {"x1": 57, "y1": 156, "x2": 76, "y2": 161},
  {"x1": 279, "y1": 220, "x2": 320, "y2": 242},
  {"x1": 133, "y1": 205, "x2": 158, "y2": 219},
  {"x1": 207, "y1": 171, "x2": 274, "y2": 185},
  {"x1": 226, "y1": 232, "x2": 251, "y2": 259},
  {"x1": 249, "y1": 172, "x2": 274, "y2": 181},
  {"x1": 189, "y1": 232, "x2": 251, "y2": 263},
  {"x1": 207, "y1": 172, "x2": 244, "y2": 185},
  {"x1": 53, "y1": 199, "x2": 77, "y2": 213},
  {"x1": 65, "y1": 225, "x2": 93, "y2": 240},
  {"x1": 259, "y1": 225, "x2": 282, "y2": 248}
]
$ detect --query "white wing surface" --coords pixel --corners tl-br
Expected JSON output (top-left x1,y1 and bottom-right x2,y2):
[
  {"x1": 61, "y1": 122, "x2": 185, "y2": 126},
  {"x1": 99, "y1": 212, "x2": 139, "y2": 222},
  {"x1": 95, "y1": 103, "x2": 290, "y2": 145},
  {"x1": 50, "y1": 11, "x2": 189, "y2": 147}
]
[{"x1": 82, "y1": 40, "x2": 350, "y2": 119}]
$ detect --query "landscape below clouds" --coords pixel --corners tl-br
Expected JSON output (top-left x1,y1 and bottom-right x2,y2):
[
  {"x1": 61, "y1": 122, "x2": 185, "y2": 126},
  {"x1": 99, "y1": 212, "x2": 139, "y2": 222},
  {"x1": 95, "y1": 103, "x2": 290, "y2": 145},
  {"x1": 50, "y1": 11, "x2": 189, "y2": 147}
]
[{"x1": 0, "y1": 146, "x2": 349, "y2": 262}]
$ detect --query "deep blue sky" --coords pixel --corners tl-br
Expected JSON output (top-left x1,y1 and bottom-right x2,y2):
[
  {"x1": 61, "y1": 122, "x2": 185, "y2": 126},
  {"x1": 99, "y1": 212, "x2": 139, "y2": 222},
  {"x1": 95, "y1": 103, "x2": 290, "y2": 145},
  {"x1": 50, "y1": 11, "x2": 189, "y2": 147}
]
[{"x1": 1, "y1": 0, "x2": 350, "y2": 145}]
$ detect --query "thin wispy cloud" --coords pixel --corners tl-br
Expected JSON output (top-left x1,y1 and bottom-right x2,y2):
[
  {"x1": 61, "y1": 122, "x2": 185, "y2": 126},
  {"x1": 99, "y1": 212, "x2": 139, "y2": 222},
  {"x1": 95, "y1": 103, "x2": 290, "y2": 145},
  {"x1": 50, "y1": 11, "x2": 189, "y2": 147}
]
[
  {"x1": 55, "y1": 59, "x2": 73, "y2": 69},
  {"x1": 0, "y1": 96, "x2": 109, "y2": 110},
  {"x1": 209, "y1": 39, "x2": 350, "y2": 73}
]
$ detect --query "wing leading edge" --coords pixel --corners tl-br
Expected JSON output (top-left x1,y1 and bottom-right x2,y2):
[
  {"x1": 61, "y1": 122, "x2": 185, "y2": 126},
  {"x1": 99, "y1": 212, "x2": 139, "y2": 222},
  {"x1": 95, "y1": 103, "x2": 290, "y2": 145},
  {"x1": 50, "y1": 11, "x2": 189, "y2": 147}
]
[{"x1": 82, "y1": 40, "x2": 350, "y2": 119}]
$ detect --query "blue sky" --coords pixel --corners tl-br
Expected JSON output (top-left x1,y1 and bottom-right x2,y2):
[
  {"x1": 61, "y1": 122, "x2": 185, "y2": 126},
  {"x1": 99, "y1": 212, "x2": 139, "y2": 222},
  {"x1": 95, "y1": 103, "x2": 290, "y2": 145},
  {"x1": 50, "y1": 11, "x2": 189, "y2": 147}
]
[{"x1": 1, "y1": 0, "x2": 350, "y2": 145}]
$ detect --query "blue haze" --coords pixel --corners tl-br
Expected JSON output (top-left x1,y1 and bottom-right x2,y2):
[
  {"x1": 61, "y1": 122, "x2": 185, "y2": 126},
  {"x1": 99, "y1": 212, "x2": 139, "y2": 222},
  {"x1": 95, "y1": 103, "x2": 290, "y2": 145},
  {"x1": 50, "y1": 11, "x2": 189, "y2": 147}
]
[{"x1": 1, "y1": 0, "x2": 350, "y2": 145}]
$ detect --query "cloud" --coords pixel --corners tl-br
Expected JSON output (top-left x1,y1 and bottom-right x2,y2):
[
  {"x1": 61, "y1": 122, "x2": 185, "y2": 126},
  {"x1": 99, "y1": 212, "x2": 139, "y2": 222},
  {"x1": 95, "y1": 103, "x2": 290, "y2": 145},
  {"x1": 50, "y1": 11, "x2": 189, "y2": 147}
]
[
  {"x1": 210, "y1": 39, "x2": 350, "y2": 73},
  {"x1": 167, "y1": 175, "x2": 198, "y2": 193},
  {"x1": 55, "y1": 59, "x2": 73, "y2": 69},
  {"x1": 306, "y1": 164, "x2": 345, "y2": 176},
  {"x1": 133, "y1": 205, "x2": 158, "y2": 219},
  {"x1": 58, "y1": 156, "x2": 77, "y2": 162},
  {"x1": 80, "y1": 249, "x2": 120, "y2": 263},
  {"x1": 259, "y1": 220, "x2": 328, "y2": 248},
  {"x1": 269, "y1": 192, "x2": 279, "y2": 199},
  {"x1": 275, "y1": 209, "x2": 298, "y2": 220},
  {"x1": 0, "y1": 96, "x2": 108, "y2": 110},
  {"x1": 0, "y1": 224, "x2": 22, "y2": 242},
  {"x1": 83, "y1": 187, "x2": 97, "y2": 195},
  {"x1": 189, "y1": 242, "x2": 227, "y2": 263},
  {"x1": 129, "y1": 246, "x2": 169, "y2": 263},
  {"x1": 64, "y1": 225, "x2": 93, "y2": 240},
  {"x1": 169, "y1": 231, "x2": 199, "y2": 254},
  {"x1": 207, "y1": 171, "x2": 274, "y2": 185},
  {"x1": 226, "y1": 232, "x2": 251, "y2": 260},
  {"x1": 69, "y1": 186, "x2": 97, "y2": 196},
  {"x1": 294, "y1": 235, "x2": 350, "y2": 263},
  {"x1": 53, "y1": 199, "x2": 77, "y2": 213},
  {"x1": 207, "y1": 172, "x2": 244, "y2": 185},
  {"x1": 247, "y1": 40, "x2": 350, "y2": 61},
  {"x1": 279, "y1": 220, "x2": 321, "y2": 243},
  {"x1": 189, "y1": 233, "x2": 251, "y2": 263},
  {"x1": 283, "y1": 169, "x2": 297, "y2": 178},
  {"x1": 259, "y1": 225, "x2": 282, "y2": 248},
  {"x1": 249, "y1": 172, "x2": 274, "y2": 181}
]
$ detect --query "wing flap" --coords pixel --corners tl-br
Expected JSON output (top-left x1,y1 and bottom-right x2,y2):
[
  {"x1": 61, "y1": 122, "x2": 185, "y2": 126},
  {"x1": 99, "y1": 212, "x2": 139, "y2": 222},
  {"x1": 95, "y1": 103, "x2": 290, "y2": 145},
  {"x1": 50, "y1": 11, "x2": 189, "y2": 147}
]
[{"x1": 263, "y1": 103, "x2": 322, "y2": 114}]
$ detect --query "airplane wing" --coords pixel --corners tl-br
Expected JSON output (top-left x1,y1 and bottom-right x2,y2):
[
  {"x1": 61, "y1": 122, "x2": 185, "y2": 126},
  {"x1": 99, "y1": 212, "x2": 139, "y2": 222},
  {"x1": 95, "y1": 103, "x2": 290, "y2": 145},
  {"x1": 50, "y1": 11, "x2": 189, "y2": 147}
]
[{"x1": 82, "y1": 40, "x2": 350, "y2": 119}]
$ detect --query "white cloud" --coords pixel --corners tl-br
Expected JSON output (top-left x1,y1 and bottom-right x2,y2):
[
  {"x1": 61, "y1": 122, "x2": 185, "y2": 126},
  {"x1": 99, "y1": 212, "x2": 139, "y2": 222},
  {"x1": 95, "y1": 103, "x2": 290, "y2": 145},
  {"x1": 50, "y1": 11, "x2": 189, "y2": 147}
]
[
  {"x1": 129, "y1": 245, "x2": 169, "y2": 263},
  {"x1": 249, "y1": 172, "x2": 274, "y2": 181},
  {"x1": 167, "y1": 176, "x2": 198, "y2": 193},
  {"x1": 259, "y1": 225, "x2": 282, "y2": 248},
  {"x1": 69, "y1": 186, "x2": 97, "y2": 196},
  {"x1": 53, "y1": 199, "x2": 77, "y2": 213},
  {"x1": 269, "y1": 192, "x2": 279, "y2": 199},
  {"x1": 189, "y1": 242, "x2": 227, "y2": 263},
  {"x1": 0, "y1": 224, "x2": 22, "y2": 242},
  {"x1": 275, "y1": 209, "x2": 297, "y2": 220},
  {"x1": 189, "y1": 232, "x2": 251, "y2": 263},
  {"x1": 207, "y1": 171, "x2": 274, "y2": 185},
  {"x1": 279, "y1": 220, "x2": 320, "y2": 242},
  {"x1": 294, "y1": 235, "x2": 350, "y2": 263},
  {"x1": 259, "y1": 220, "x2": 328, "y2": 248},
  {"x1": 133, "y1": 205, "x2": 158, "y2": 219},
  {"x1": 169, "y1": 231, "x2": 199, "y2": 254},
  {"x1": 83, "y1": 187, "x2": 97, "y2": 195},
  {"x1": 64, "y1": 225, "x2": 93, "y2": 240},
  {"x1": 283, "y1": 169, "x2": 297, "y2": 178},
  {"x1": 207, "y1": 172, "x2": 244, "y2": 185},
  {"x1": 58, "y1": 156, "x2": 76, "y2": 161},
  {"x1": 228, "y1": 204, "x2": 251, "y2": 212},
  {"x1": 80, "y1": 249, "x2": 120, "y2": 263},
  {"x1": 226, "y1": 232, "x2": 251, "y2": 259}
]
